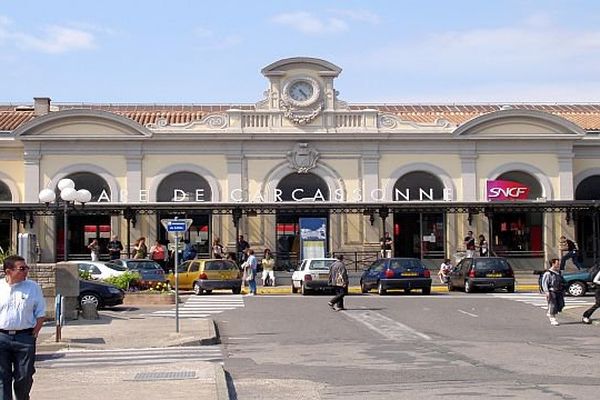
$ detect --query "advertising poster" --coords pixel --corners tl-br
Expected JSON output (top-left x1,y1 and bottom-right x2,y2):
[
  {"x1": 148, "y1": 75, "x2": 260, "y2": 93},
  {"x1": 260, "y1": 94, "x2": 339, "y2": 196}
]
[{"x1": 299, "y1": 218, "x2": 327, "y2": 260}]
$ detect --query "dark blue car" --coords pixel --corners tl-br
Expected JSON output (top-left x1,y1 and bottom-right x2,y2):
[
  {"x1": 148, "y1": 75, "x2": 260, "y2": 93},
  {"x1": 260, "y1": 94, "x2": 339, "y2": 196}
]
[{"x1": 360, "y1": 258, "x2": 432, "y2": 295}]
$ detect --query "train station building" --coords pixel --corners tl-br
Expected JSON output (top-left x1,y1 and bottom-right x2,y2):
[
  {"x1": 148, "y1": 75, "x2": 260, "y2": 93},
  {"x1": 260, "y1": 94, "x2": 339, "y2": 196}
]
[{"x1": 1, "y1": 57, "x2": 600, "y2": 269}]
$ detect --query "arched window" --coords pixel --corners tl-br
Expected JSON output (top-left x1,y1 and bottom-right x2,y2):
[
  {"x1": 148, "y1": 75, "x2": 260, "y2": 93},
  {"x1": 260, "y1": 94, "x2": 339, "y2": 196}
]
[
  {"x1": 392, "y1": 171, "x2": 445, "y2": 258},
  {"x1": 575, "y1": 176, "x2": 600, "y2": 200},
  {"x1": 60, "y1": 172, "x2": 110, "y2": 202},
  {"x1": 157, "y1": 172, "x2": 212, "y2": 202},
  {"x1": 393, "y1": 171, "x2": 444, "y2": 201},
  {"x1": 0, "y1": 181, "x2": 11, "y2": 202},
  {"x1": 575, "y1": 175, "x2": 600, "y2": 264},
  {"x1": 496, "y1": 171, "x2": 542, "y2": 199},
  {"x1": 276, "y1": 172, "x2": 329, "y2": 201},
  {"x1": 492, "y1": 171, "x2": 543, "y2": 256}
]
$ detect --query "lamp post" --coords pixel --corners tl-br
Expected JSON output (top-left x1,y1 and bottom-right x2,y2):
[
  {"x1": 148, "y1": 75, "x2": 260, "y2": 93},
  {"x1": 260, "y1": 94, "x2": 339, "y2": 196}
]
[{"x1": 39, "y1": 179, "x2": 92, "y2": 261}]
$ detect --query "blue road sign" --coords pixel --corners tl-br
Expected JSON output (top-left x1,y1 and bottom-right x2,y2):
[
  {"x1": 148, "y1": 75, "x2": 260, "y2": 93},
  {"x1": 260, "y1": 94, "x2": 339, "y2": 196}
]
[{"x1": 167, "y1": 221, "x2": 187, "y2": 232}]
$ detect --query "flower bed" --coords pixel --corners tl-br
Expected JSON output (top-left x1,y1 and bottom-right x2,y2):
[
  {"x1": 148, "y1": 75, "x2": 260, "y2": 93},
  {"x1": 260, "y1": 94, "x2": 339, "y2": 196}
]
[{"x1": 123, "y1": 291, "x2": 176, "y2": 305}]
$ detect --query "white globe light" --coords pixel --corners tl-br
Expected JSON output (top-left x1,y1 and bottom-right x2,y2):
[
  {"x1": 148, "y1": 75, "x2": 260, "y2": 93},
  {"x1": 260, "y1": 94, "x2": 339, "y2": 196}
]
[
  {"x1": 60, "y1": 187, "x2": 78, "y2": 202},
  {"x1": 76, "y1": 189, "x2": 92, "y2": 203},
  {"x1": 57, "y1": 178, "x2": 75, "y2": 191},
  {"x1": 38, "y1": 188, "x2": 56, "y2": 203}
]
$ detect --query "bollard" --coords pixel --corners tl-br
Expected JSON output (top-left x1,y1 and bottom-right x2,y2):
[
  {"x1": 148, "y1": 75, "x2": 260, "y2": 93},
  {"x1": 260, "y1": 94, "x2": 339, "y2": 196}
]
[{"x1": 81, "y1": 302, "x2": 99, "y2": 320}]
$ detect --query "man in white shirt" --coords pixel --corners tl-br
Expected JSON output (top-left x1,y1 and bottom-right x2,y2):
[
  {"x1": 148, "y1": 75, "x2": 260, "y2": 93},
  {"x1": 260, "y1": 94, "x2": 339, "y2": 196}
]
[
  {"x1": 0, "y1": 255, "x2": 46, "y2": 400},
  {"x1": 582, "y1": 264, "x2": 600, "y2": 324}
]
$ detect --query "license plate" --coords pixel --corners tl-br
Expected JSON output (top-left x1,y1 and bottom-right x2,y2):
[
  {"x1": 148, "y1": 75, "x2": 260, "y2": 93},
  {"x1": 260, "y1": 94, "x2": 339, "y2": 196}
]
[
  {"x1": 401, "y1": 272, "x2": 418, "y2": 277},
  {"x1": 318, "y1": 274, "x2": 329, "y2": 279},
  {"x1": 486, "y1": 273, "x2": 501, "y2": 278}
]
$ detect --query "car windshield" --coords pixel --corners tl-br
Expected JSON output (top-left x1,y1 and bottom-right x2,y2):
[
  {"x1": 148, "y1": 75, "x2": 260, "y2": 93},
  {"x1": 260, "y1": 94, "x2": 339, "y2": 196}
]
[
  {"x1": 309, "y1": 260, "x2": 335, "y2": 270},
  {"x1": 475, "y1": 259, "x2": 511, "y2": 271},
  {"x1": 389, "y1": 259, "x2": 423, "y2": 270},
  {"x1": 105, "y1": 263, "x2": 127, "y2": 272}
]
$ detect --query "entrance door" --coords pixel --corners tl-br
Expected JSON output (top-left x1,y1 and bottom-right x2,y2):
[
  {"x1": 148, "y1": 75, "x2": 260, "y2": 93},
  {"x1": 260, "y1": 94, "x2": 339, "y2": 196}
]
[
  {"x1": 393, "y1": 213, "x2": 445, "y2": 259},
  {"x1": 156, "y1": 213, "x2": 210, "y2": 257},
  {"x1": 58, "y1": 215, "x2": 111, "y2": 260}
]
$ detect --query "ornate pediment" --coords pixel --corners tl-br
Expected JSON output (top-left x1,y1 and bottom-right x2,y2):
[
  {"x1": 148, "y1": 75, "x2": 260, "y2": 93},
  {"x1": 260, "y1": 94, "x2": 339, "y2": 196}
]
[{"x1": 287, "y1": 143, "x2": 319, "y2": 173}]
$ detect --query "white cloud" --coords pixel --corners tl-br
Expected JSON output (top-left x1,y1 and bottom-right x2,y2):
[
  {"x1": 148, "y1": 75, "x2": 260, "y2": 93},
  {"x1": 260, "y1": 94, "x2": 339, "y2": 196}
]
[
  {"x1": 0, "y1": 15, "x2": 95, "y2": 54},
  {"x1": 192, "y1": 26, "x2": 242, "y2": 50},
  {"x1": 271, "y1": 11, "x2": 348, "y2": 35},
  {"x1": 329, "y1": 9, "x2": 380, "y2": 25}
]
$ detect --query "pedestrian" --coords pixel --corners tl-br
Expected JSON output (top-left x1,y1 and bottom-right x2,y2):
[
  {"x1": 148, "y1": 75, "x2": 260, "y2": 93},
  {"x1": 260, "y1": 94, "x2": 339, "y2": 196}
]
[
  {"x1": 150, "y1": 240, "x2": 168, "y2": 272},
  {"x1": 182, "y1": 239, "x2": 197, "y2": 261},
  {"x1": 244, "y1": 249, "x2": 258, "y2": 295},
  {"x1": 559, "y1": 235, "x2": 584, "y2": 270},
  {"x1": 541, "y1": 258, "x2": 565, "y2": 326},
  {"x1": 478, "y1": 234, "x2": 488, "y2": 257},
  {"x1": 379, "y1": 232, "x2": 393, "y2": 258},
  {"x1": 0, "y1": 255, "x2": 46, "y2": 400},
  {"x1": 438, "y1": 258, "x2": 452, "y2": 284},
  {"x1": 133, "y1": 237, "x2": 147, "y2": 259},
  {"x1": 107, "y1": 235, "x2": 123, "y2": 260},
  {"x1": 328, "y1": 254, "x2": 349, "y2": 311},
  {"x1": 582, "y1": 263, "x2": 600, "y2": 324},
  {"x1": 212, "y1": 238, "x2": 225, "y2": 259},
  {"x1": 261, "y1": 248, "x2": 275, "y2": 286},
  {"x1": 87, "y1": 239, "x2": 100, "y2": 261},
  {"x1": 464, "y1": 231, "x2": 476, "y2": 258},
  {"x1": 237, "y1": 235, "x2": 250, "y2": 263}
]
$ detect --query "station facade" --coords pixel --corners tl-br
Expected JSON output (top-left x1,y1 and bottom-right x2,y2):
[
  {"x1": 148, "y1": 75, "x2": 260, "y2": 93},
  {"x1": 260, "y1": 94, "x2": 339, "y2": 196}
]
[{"x1": 1, "y1": 57, "x2": 600, "y2": 269}]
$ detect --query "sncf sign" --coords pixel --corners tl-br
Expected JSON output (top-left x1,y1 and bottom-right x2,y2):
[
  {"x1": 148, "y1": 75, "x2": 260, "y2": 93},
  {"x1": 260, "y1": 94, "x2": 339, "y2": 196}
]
[{"x1": 486, "y1": 180, "x2": 529, "y2": 201}]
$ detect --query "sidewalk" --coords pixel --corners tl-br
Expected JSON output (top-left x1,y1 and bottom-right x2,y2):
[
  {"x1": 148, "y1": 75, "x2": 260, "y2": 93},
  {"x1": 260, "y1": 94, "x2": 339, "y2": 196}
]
[{"x1": 32, "y1": 309, "x2": 228, "y2": 400}]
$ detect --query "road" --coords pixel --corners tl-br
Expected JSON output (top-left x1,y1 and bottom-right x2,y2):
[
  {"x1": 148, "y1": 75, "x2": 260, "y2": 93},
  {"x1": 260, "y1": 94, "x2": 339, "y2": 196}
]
[{"x1": 215, "y1": 291, "x2": 600, "y2": 399}]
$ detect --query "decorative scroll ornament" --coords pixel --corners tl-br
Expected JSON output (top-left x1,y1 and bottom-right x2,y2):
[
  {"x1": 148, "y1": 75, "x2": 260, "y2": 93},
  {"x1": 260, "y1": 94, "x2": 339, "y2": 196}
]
[
  {"x1": 287, "y1": 143, "x2": 319, "y2": 173},
  {"x1": 145, "y1": 113, "x2": 228, "y2": 130},
  {"x1": 145, "y1": 117, "x2": 169, "y2": 129},
  {"x1": 280, "y1": 100, "x2": 323, "y2": 125}
]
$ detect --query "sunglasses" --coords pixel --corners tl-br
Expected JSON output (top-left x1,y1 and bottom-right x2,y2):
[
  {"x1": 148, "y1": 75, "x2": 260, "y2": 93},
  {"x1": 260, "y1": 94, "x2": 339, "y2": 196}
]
[{"x1": 11, "y1": 266, "x2": 30, "y2": 272}]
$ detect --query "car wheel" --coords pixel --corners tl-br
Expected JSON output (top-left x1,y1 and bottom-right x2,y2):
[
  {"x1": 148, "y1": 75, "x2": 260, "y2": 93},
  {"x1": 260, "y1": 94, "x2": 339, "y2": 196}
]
[
  {"x1": 291, "y1": 281, "x2": 298, "y2": 294},
  {"x1": 404, "y1": 288, "x2": 411, "y2": 295},
  {"x1": 422, "y1": 286, "x2": 431, "y2": 295},
  {"x1": 204, "y1": 290, "x2": 213, "y2": 295},
  {"x1": 360, "y1": 281, "x2": 368, "y2": 294},
  {"x1": 80, "y1": 293, "x2": 101, "y2": 309},
  {"x1": 301, "y1": 283, "x2": 309, "y2": 296},
  {"x1": 377, "y1": 281, "x2": 387, "y2": 295},
  {"x1": 232, "y1": 287, "x2": 241, "y2": 294},
  {"x1": 465, "y1": 280, "x2": 473, "y2": 293},
  {"x1": 507, "y1": 284, "x2": 515, "y2": 293},
  {"x1": 568, "y1": 281, "x2": 586, "y2": 297},
  {"x1": 193, "y1": 282, "x2": 204, "y2": 295}
]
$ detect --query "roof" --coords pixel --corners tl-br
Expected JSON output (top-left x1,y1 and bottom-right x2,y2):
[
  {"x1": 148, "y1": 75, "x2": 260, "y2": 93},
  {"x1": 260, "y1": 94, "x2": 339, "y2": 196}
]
[{"x1": 1, "y1": 103, "x2": 600, "y2": 131}]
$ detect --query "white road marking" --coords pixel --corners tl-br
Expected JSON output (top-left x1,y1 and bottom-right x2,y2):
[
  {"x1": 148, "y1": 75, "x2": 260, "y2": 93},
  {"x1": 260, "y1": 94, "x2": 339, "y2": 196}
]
[
  {"x1": 343, "y1": 309, "x2": 431, "y2": 341},
  {"x1": 457, "y1": 309, "x2": 478, "y2": 317}
]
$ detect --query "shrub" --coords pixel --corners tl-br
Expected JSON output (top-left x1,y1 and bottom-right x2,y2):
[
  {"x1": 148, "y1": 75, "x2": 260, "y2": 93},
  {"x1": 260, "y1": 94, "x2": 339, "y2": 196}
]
[
  {"x1": 79, "y1": 270, "x2": 93, "y2": 280},
  {"x1": 104, "y1": 271, "x2": 141, "y2": 291}
]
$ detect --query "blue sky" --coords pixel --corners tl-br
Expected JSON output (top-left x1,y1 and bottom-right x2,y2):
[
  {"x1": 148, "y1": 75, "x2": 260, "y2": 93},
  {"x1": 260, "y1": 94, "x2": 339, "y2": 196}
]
[{"x1": 1, "y1": 0, "x2": 600, "y2": 104}]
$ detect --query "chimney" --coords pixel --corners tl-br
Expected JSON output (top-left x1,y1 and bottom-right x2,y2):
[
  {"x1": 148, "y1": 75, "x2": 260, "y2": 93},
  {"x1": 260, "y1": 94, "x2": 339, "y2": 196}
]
[{"x1": 33, "y1": 97, "x2": 51, "y2": 116}]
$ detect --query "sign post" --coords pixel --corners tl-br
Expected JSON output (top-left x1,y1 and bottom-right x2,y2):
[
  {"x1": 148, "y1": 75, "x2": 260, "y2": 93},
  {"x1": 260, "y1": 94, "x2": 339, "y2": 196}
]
[{"x1": 161, "y1": 217, "x2": 193, "y2": 333}]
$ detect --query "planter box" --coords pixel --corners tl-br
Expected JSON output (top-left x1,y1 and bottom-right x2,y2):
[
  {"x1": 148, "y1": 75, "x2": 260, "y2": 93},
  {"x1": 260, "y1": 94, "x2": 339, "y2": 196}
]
[{"x1": 123, "y1": 292, "x2": 176, "y2": 305}]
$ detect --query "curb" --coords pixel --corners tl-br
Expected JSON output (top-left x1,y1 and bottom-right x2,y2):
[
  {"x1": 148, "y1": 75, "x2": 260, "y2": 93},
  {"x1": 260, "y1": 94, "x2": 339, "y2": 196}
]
[
  {"x1": 214, "y1": 364, "x2": 230, "y2": 400},
  {"x1": 249, "y1": 284, "x2": 542, "y2": 295},
  {"x1": 171, "y1": 318, "x2": 221, "y2": 347}
]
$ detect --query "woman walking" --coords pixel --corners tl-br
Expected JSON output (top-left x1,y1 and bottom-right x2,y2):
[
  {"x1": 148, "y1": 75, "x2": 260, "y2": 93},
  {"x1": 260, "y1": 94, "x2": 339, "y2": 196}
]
[
  {"x1": 261, "y1": 248, "x2": 275, "y2": 286},
  {"x1": 87, "y1": 239, "x2": 100, "y2": 261},
  {"x1": 133, "y1": 237, "x2": 148, "y2": 259}
]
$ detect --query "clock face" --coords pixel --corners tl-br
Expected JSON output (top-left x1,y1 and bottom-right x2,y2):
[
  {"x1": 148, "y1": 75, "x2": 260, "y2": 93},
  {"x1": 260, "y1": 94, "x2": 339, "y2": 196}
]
[{"x1": 288, "y1": 81, "x2": 314, "y2": 102}]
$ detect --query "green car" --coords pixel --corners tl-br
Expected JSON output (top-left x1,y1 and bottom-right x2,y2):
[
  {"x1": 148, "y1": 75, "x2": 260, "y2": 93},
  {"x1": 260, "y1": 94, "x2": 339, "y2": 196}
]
[{"x1": 563, "y1": 268, "x2": 596, "y2": 297}]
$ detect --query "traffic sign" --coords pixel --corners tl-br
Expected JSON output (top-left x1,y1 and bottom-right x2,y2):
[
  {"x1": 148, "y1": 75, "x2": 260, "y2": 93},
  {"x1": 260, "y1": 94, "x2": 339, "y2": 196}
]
[{"x1": 161, "y1": 218, "x2": 193, "y2": 233}]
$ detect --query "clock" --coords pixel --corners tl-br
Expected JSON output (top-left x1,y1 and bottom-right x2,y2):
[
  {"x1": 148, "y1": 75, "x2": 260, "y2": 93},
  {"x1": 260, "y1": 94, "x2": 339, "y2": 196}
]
[
  {"x1": 282, "y1": 77, "x2": 320, "y2": 107},
  {"x1": 289, "y1": 81, "x2": 314, "y2": 102}
]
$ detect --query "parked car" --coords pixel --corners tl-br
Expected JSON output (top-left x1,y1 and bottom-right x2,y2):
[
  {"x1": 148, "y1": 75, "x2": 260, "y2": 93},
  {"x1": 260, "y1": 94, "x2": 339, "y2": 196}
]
[
  {"x1": 563, "y1": 268, "x2": 596, "y2": 297},
  {"x1": 448, "y1": 257, "x2": 515, "y2": 293},
  {"x1": 67, "y1": 260, "x2": 127, "y2": 280},
  {"x1": 79, "y1": 279, "x2": 124, "y2": 309},
  {"x1": 166, "y1": 259, "x2": 242, "y2": 295},
  {"x1": 106, "y1": 259, "x2": 166, "y2": 287},
  {"x1": 360, "y1": 258, "x2": 432, "y2": 295},
  {"x1": 291, "y1": 258, "x2": 337, "y2": 295}
]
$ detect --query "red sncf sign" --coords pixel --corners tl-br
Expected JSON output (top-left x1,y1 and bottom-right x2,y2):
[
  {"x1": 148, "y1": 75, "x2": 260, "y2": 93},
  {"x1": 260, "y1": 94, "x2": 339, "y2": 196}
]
[{"x1": 486, "y1": 180, "x2": 530, "y2": 201}]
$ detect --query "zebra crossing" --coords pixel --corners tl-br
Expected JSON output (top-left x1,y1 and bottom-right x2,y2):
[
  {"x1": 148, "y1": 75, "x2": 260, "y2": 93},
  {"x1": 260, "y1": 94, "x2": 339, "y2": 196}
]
[
  {"x1": 36, "y1": 345, "x2": 222, "y2": 368},
  {"x1": 145, "y1": 294, "x2": 245, "y2": 319},
  {"x1": 491, "y1": 292, "x2": 595, "y2": 310}
]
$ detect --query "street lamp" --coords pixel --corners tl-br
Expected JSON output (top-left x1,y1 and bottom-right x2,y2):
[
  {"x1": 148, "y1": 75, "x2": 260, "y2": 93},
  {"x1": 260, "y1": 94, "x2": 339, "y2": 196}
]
[{"x1": 38, "y1": 179, "x2": 92, "y2": 261}]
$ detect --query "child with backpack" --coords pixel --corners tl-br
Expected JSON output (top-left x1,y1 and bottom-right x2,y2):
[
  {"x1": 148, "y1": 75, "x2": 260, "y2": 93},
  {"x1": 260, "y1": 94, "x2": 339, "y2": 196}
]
[{"x1": 541, "y1": 258, "x2": 566, "y2": 326}]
